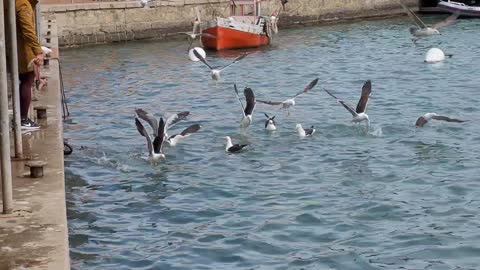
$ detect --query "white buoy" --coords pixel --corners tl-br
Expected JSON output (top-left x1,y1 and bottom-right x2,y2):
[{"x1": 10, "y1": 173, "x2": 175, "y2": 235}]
[
  {"x1": 189, "y1": 47, "x2": 206, "y2": 62},
  {"x1": 425, "y1": 48, "x2": 446, "y2": 64}
]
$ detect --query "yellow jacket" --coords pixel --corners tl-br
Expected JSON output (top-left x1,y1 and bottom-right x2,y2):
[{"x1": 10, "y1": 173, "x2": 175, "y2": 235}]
[{"x1": 16, "y1": 0, "x2": 42, "y2": 74}]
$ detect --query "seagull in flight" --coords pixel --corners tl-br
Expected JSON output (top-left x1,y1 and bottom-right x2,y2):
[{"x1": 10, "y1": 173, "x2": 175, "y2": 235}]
[
  {"x1": 135, "y1": 117, "x2": 166, "y2": 164},
  {"x1": 415, "y1": 113, "x2": 465, "y2": 128},
  {"x1": 177, "y1": 7, "x2": 216, "y2": 50},
  {"x1": 225, "y1": 136, "x2": 248, "y2": 153},
  {"x1": 264, "y1": 113, "x2": 277, "y2": 131},
  {"x1": 399, "y1": 2, "x2": 459, "y2": 42},
  {"x1": 296, "y1": 124, "x2": 315, "y2": 137},
  {"x1": 193, "y1": 49, "x2": 248, "y2": 81},
  {"x1": 234, "y1": 84, "x2": 256, "y2": 129},
  {"x1": 257, "y1": 78, "x2": 319, "y2": 115},
  {"x1": 324, "y1": 80, "x2": 372, "y2": 128}
]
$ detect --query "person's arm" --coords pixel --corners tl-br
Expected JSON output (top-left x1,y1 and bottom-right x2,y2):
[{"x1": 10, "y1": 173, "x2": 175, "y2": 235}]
[{"x1": 16, "y1": 1, "x2": 43, "y2": 62}]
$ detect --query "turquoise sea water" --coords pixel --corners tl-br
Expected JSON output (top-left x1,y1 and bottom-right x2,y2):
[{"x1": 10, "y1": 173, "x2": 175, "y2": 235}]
[{"x1": 63, "y1": 15, "x2": 480, "y2": 270}]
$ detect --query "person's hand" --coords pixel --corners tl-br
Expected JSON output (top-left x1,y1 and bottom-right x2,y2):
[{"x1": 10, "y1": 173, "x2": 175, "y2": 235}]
[{"x1": 34, "y1": 53, "x2": 44, "y2": 66}]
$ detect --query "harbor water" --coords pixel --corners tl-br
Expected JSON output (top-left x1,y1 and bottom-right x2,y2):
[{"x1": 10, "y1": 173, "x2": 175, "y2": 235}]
[{"x1": 63, "y1": 15, "x2": 480, "y2": 269}]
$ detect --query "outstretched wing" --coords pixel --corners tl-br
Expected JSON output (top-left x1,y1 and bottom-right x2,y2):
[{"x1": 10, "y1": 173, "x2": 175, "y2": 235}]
[
  {"x1": 219, "y1": 53, "x2": 248, "y2": 71},
  {"x1": 234, "y1": 84, "x2": 246, "y2": 117},
  {"x1": 431, "y1": 115, "x2": 465, "y2": 123},
  {"x1": 432, "y1": 12, "x2": 459, "y2": 30},
  {"x1": 244, "y1": 87, "x2": 256, "y2": 116},
  {"x1": 153, "y1": 118, "x2": 165, "y2": 154},
  {"x1": 399, "y1": 2, "x2": 427, "y2": 29},
  {"x1": 193, "y1": 49, "x2": 214, "y2": 70},
  {"x1": 293, "y1": 78, "x2": 319, "y2": 98},
  {"x1": 165, "y1": 111, "x2": 190, "y2": 130},
  {"x1": 179, "y1": 124, "x2": 201, "y2": 136},
  {"x1": 257, "y1": 99, "x2": 283, "y2": 106},
  {"x1": 135, "y1": 118, "x2": 153, "y2": 154},
  {"x1": 356, "y1": 80, "x2": 372, "y2": 114},
  {"x1": 324, "y1": 88, "x2": 357, "y2": 117},
  {"x1": 135, "y1": 108, "x2": 158, "y2": 136}
]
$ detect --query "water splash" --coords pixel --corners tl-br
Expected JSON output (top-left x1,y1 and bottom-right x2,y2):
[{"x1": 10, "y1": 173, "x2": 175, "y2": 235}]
[{"x1": 368, "y1": 125, "x2": 383, "y2": 137}]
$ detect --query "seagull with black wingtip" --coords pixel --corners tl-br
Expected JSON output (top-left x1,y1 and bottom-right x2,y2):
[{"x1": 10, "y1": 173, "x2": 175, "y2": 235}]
[
  {"x1": 415, "y1": 113, "x2": 465, "y2": 128},
  {"x1": 296, "y1": 124, "x2": 315, "y2": 137},
  {"x1": 193, "y1": 49, "x2": 248, "y2": 81},
  {"x1": 167, "y1": 124, "x2": 202, "y2": 146},
  {"x1": 224, "y1": 136, "x2": 248, "y2": 153},
  {"x1": 323, "y1": 80, "x2": 372, "y2": 128},
  {"x1": 257, "y1": 78, "x2": 319, "y2": 115},
  {"x1": 264, "y1": 113, "x2": 277, "y2": 131},
  {"x1": 233, "y1": 84, "x2": 256, "y2": 129},
  {"x1": 135, "y1": 117, "x2": 166, "y2": 164}
]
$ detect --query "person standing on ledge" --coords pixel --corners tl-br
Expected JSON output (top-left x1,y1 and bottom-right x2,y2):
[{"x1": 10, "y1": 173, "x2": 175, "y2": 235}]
[{"x1": 16, "y1": 0, "x2": 44, "y2": 129}]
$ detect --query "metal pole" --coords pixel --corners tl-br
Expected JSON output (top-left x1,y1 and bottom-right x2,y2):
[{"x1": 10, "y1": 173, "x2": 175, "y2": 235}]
[
  {"x1": 35, "y1": 2, "x2": 41, "y2": 42},
  {"x1": 0, "y1": 0, "x2": 14, "y2": 214},
  {"x1": 6, "y1": 0, "x2": 24, "y2": 159}
]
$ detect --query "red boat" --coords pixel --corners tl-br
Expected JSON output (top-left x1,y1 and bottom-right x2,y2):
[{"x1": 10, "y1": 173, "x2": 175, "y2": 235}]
[{"x1": 201, "y1": 0, "x2": 278, "y2": 51}]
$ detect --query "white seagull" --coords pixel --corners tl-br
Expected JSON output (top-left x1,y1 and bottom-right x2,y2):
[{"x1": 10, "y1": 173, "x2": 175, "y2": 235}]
[
  {"x1": 415, "y1": 113, "x2": 465, "y2": 128},
  {"x1": 179, "y1": 7, "x2": 216, "y2": 50},
  {"x1": 193, "y1": 49, "x2": 248, "y2": 81},
  {"x1": 400, "y1": 2, "x2": 459, "y2": 42},
  {"x1": 167, "y1": 124, "x2": 202, "y2": 146},
  {"x1": 257, "y1": 78, "x2": 319, "y2": 115},
  {"x1": 324, "y1": 80, "x2": 372, "y2": 128},
  {"x1": 224, "y1": 136, "x2": 248, "y2": 153},
  {"x1": 234, "y1": 84, "x2": 256, "y2": 128},
  {"x1": 264, "y1": 113, "x2": 277, "y2": 131},
  {"x1": 135, "y1": 117, "x2": 165, "y2": 164},
  {"x1": 296, "y1": 124, "x2": 315, "y2": 137}
]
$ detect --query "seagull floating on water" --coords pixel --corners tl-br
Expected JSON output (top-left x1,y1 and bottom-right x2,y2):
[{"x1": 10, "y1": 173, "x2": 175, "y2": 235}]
[
  {"x1": 296, "y1": 124, "x2": 315, "y2": 137},
  {"x1": 193, "y1": 49, "x2": 248, "y2": 81},
  {"x1": 415, "y1": 113, "x2": 465, "y2": 128},
  {"x1": 399, "y1": 2, "x2": 459, "y2": 42},
  {"x1": 135, "y1": 117, "x2": 165, "y2": 164},
  {"x1": 234, "y1": 84, "x2": 256, "y2": 128},
  {"x1": 264, "y1": 113, "x2": 277, "y2": 131},
  {"x1": 324, "y1": 80, "x2": 372, "y2": 128},
  {"x1": 225, "y1": 136, "x2": 248, "y2": 153},
  {"x1": 257, "y1": 78, "x2": 319, "y2": 115},
  {"x1": 167, "y1": 124, "x2": 201, "y2": 146}
]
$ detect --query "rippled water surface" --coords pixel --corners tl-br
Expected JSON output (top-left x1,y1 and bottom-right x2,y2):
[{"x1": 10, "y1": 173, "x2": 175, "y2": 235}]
[{"x1": 63, "y1": 16, "x2": 480, "y2": 270}]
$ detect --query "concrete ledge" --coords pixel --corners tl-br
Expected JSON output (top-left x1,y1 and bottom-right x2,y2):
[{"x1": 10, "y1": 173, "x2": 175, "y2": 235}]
[{"x1": 0, "y1": 18, "x2": 70, "y2": 270}]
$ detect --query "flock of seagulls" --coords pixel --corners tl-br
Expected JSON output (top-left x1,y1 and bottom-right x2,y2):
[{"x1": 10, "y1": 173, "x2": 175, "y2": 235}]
[{"x1": 133, "y1": 1, "x2": 467, "y2": 162}]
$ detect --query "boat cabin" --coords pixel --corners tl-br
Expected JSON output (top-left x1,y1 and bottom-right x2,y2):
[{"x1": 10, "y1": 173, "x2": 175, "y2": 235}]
[{"x1": 230, "y1": 0, "x2": 263, "y2": 17}]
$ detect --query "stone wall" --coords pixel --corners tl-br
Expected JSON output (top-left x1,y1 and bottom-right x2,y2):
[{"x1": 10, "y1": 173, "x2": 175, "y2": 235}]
[{"x1": 40, "y1": 0, "x2": 418, "y2": 47}]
